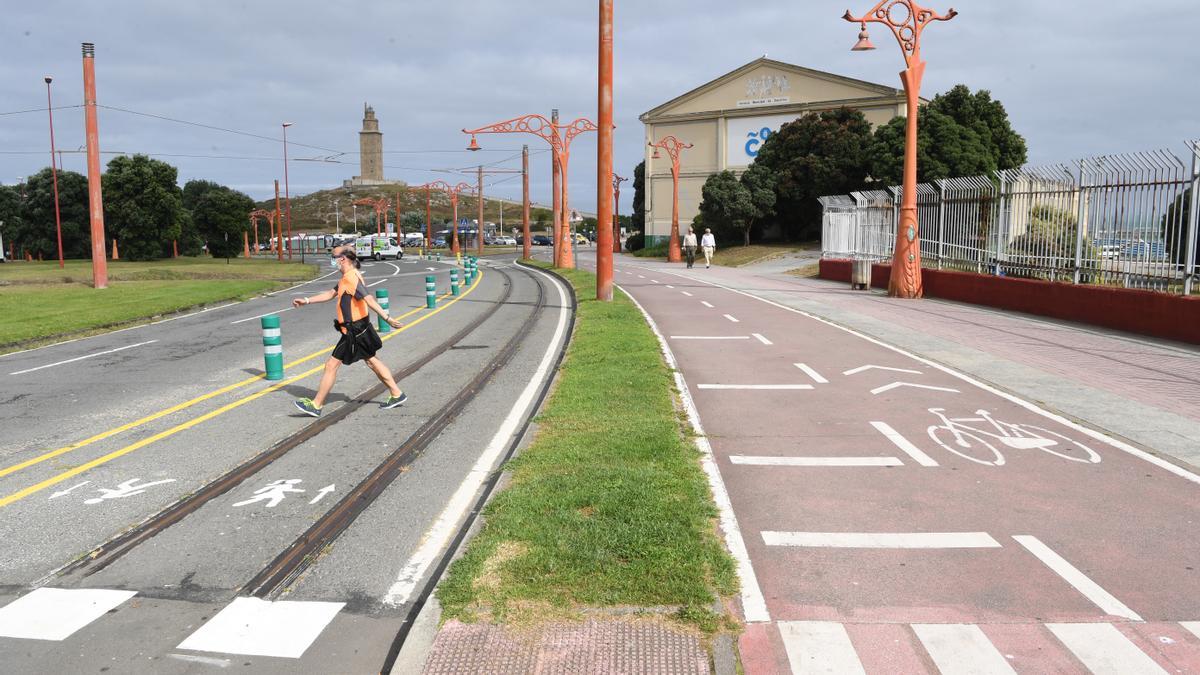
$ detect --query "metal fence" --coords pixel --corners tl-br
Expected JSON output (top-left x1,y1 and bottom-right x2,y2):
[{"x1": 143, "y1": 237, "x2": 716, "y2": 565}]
[{"x1": 821, "y1": 141, "x2": 1200, "y2": 294}]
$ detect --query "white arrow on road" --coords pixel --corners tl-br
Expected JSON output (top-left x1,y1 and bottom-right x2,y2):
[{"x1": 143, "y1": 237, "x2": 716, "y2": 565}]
[
  {"x1": 309, "y1": 484, "x2": 335, "y2": 505},
  {"x1": 844, "y1": 365, "x2": 923, "y2": 376},
  {"x1": 871, "y1": 382, "x2": 960, "y2": 395},
  {"x1": 49, "y1": 481, "x2": 90, "y2": 499},
  {"x1": 426, "y1": 267, "x2": 437, "y2": 271}
]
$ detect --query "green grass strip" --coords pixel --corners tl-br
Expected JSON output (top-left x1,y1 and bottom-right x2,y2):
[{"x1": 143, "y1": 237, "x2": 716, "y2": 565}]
[{"x1": 437, "y1": 261, "x2": 737, "y2": 625}]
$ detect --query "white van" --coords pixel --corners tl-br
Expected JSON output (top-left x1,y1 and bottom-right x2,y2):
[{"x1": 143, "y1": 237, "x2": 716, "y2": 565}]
[{"x1": 354, "y1": 235, "x2": 403, "y2": 261}]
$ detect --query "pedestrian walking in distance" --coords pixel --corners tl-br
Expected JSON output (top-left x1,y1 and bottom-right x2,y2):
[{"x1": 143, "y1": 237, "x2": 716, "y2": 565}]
[
  {"x1": 291, "y1": 248, "x2": 406, "y2": 417},
  {"x1": 682, "y1": 227, "x2": 698, "y2": 269},
  {"x1": 701, "y1": 228, "x2": 717, "y2": 268}
]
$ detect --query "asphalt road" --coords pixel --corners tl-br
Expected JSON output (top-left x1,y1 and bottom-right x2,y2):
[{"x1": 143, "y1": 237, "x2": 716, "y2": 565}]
[{"x1": 0, "y1": 254, "x2": 573, "y2": 672}]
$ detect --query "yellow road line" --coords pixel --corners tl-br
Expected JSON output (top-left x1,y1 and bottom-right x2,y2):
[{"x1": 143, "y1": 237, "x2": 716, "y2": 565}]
[{"x1": 0, "y1": 272, "x2": 477, "y2": 484}]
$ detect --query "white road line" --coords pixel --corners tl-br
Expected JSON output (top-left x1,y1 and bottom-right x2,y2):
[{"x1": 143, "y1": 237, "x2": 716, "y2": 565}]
[
  {"x1": 651, "y1": 279, "x2": 660, "y2": 284},
  {"x1": 642, "y1": 269, "x2": 1200, "y2": 487},
  {"x1": 637, "y1": 275, "x2": 645, "y2": 278},
  {"x1": 731, "y1": 456, "x2": 903, "y2": 467},
  {"x1": 698, "y1": 384, "x2": 814, "y2": 390},
  {"x1": 230, "y1": 307, "x2": 294, "y2": 325},
  {"x1": 0, "y1": 588, "x2": 138, "y2": 640},
  {"x1": 1012, "y1": 535, "x2": 1143, "y2": 621},
  {"x1": 1046, "y1": 623, "x2": 1167, "y2": 674},
  {"x1": 386, "y1": 262, "x2": 402, "y2": 276},
  {"x1": 10, "y1": 340, "x2": 159, "y2": 376},
  {"x1": 723, "y1": 314, "x2": 740, "y2": 323},
  {"x1": 870, "y1": 421, "x2": 939, "y2": 467},
  {"x1": 912, "y1": 624, "x2": 1016, "y2": 675},
  {"x1": 619, "y1": 283, "x2": 770, "y2": 623},
  {"x1": 367, "y1": 278, "x2": 388, "y2": 288},
  {"x1": 751, "y1": 333, "x2": 772, "y2": 345},
  {"x1": 871, "y1": 382, "x2": 960, "y2": 395},
  {"x1": 778, "y1": 622, "x2": 866, "y2": 675},
  {"x1": 383, "y1": 266, "x2": 570, "y2": 606},
  {"x1": 681, "y1": 291, "x2": 693, "y2": 296},
  {"x1": 669, "y1": 336, "x2": 750, "y2": 341},
  {"x1": 177, "y1": 597, "x2": 344, "y2": 659},
  {"x1": 701, "y1": 301, "x2": 715, "y2": 308},
  {"x1": 844, "y1": 364, "x2": 923, "y2": 376},
  {"x1": 666, "y1": 285, "x2": 675, "y2": 289},
  {"x1": 762, "y1": 531, "x2": 1001, "y2": 548},
  {"x1": 794, "y1": 363, "x2": 827, "y2": 383},
  {"x1": 1182, "y1": 622, "x2": 1200, "y2": 640}
]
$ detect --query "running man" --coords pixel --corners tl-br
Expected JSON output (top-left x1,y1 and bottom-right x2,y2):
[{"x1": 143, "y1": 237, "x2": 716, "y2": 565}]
[{"x1": 291, "y1": 247, "x2": 406, "y2": 417}]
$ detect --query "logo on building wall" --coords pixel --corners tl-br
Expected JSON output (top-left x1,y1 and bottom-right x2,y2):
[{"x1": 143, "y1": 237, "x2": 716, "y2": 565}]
[
  {"x1": 744, "y1": 127, "x2": 773, "y2": 159},
  {"x1": 737, "y1": 74, "x2": 791, "y2": 108}
]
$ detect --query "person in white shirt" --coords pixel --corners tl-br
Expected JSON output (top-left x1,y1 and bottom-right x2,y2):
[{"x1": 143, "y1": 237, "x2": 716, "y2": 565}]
[
  {"x1": 682, "y1": 227, "x2": 698, "y2": 268},
  {"x1": 700, "y1": 228, "x2": 717, "y2": 268}
]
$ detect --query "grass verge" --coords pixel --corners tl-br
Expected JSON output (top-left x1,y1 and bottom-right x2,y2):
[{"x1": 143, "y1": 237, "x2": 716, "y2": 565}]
[
  {"x1": 437, "y1": 260, "x2": 737, "y2": 629},
  {"x1": 0, "y1": 258, "x2": 320, "y2": 352}
]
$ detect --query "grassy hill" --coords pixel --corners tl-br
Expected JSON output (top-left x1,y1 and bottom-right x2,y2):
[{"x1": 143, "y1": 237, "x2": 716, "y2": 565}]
[{"x1": 256, "y1": 184, "x2": 554, "y2": 235}]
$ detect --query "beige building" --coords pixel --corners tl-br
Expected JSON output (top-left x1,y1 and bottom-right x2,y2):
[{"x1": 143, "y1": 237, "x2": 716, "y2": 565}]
[{"x1": 639, "y1": 57, "x2": 908, "y2": 244}]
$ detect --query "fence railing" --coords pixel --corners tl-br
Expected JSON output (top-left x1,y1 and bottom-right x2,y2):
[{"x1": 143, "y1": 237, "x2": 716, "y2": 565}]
[{"x1": 820, "y1": 141, "x2": 1200, "y2": 295}]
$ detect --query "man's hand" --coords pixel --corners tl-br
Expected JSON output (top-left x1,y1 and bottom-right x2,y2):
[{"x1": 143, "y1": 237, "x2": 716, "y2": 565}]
[
  {"x1": 385, "y1": 316, "x2": 403, "y2": 329},
  {"x1": 292, "y1": 297, "x2": 307, "y2": 308}
]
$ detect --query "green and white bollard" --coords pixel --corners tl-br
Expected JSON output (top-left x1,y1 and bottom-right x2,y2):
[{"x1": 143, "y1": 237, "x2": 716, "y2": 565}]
[
  {"x1": 376, "y1": 288, "x2": 391, "y2": 333},
  {"x1": 425, "y1": 275, "x2": 437, "y2": 309},
  {"x1": 261, "y1": 315, "x2": 283, "y2": 381},
  {"x1": 450, "y1": 269, "x2": 460, "y2": 296}
]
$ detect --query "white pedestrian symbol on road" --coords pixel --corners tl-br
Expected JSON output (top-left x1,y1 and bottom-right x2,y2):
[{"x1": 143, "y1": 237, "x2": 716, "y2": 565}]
[
  {"x1": 233, "y1": 479, "x2": 305, "y2": 508},
  {"x1": 84, "y1": 478, "x2": 176, "y2": 505}
]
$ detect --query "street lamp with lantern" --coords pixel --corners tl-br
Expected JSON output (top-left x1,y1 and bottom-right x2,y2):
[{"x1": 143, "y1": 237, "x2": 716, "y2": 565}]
[
  {"x1": 843, "y1": 1, "x2": 957, "y2": 298},
  {"x1": 647, "y1": 135, "x2": 693, "y2": 263},
  {"x1": 44, "y1": 76, "x2": 65, "y2": 268},
  {"x1": 282, "y1": 121, "x2": 294, "y2": 259},
  {"x1": 612, "y1": 173, "x2": 628, "y2": 254}
]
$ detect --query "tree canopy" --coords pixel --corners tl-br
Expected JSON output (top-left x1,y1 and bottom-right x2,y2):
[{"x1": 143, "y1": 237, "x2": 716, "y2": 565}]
[
  {"x1": 698, "y1": 164, "x2": 776, "y2": 246},
  {"x1": 5, "y1": 169, "x2": 90, "y2": 259},
  {"x1": 869, "y1": 85, "x2": 1027, "y2": 185},
  {"x1": 630, "y1": 160, "x2": 646, "y2": 234},
  {"x1": 184, "y1": 179, "x2": 255, "y2": 259},
  {"x1": 103, "y1": 155, "x2": 186, "y2": 260}
]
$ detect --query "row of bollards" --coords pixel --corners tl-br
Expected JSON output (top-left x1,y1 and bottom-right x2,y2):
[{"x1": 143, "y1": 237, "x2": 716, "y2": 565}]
[{"x1": 260, "y1": 257, "x2": 480, "y2": 381}]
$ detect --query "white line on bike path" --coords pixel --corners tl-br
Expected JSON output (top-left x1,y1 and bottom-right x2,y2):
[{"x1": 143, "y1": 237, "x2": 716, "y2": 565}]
[
  {"x1": 870, "y1": 421, "x2": 940, "y2": 467},
  {"x1": 1013, "y1": 535, "x2": 1143, "y2": 621},
  {"x1": 623, "y1": 263, "x2": 1200, "y2": 487},
  {"x1": 763, "y1": 532, "x2": 1003, "y2": 548},
  {"x1": 731, "y1": 456, "x2": 903, "y2": 467}
]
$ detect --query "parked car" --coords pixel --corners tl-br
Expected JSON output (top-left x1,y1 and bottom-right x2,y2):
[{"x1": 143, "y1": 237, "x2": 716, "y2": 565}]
[
  {"x1": 433, "y1": 237, "x2": 447, "y2": 247},
  {"x1": 495, "y1": 236, "x2": 517, "y2": 245},
  {"x1": 532, "y1": 235, "x2": 552, "y2": 246},
  {"x1": 573, "y1": 232, "x2": 590, "y2": 245},
  {"x1": 354, "y1": 235, "x2": 403, "y2": 261}
]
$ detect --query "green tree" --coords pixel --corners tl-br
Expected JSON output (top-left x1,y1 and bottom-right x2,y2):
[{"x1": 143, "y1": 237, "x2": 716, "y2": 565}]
[
  {"x1": 401, "y1": 210, "x2": 425, "y2": 233},
  {"x1": 752, "y1": 108, "x2": 874, "y2": 240},
  {"x1": 630, "y1": 161, "x2": 645, "y2": 234},
  {"x1": 103, "y1": 155, "x2": 185, "y2": 260},
  {"x1": 869, "y1": 85, "x2": 1027, "y2": 185},
  {"x1": 11, "y1": 168, "x2": 90, "y2": 259},
  {"x1": 698, "y1": 165, "x2": 777, "y2": 246},
  {"x1": 0, "y1": 185, "x2": 21, "y2": 255},
  {"x1": 1162, "y1": 189, "x2": 1197, "y2": 268},
  {"x1": 184, "y1": 179, "x2": 254, "y2": 258}
]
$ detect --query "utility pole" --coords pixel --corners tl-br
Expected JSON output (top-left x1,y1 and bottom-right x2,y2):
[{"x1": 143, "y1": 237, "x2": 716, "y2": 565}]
[
  {"x1": 522, "y1": 145, "x2": 531, "y2": 260},
  {"x1": 477, "y1": 165, "x2": 485, "y2": 255},
  {"x1": 81, "y1": 43, "x2": 107, "y2": 289},
  {"x1": 596, "y1": 0, "x2": 615, "y2": 300}
]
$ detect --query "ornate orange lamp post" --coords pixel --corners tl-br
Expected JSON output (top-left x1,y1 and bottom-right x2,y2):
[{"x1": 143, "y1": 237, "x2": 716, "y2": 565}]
[
  {"x1": 843, "y1": 1, "x2": 956, "y2": 298},
  {"x1": 44, "y1": 76, "x2": 64, "y2": 268},
  {"x1": 647, "y1": 136, "x2": 692, "y2": 263},
  {"x1": 424, "y1": 181, "x2": 473, "y2": 254},
  {"x1": 612, "y1": 173, "x2": 627, "y2": 255},
  {"x1": 352, "y1": 196, "x2": 390, "y2": 236},
  {"x1": 249, "y1": 209, "x2": 274, "y2": 254},
  {"x1": 463, "y1": 114, "x2": 597, "y2": 269}
]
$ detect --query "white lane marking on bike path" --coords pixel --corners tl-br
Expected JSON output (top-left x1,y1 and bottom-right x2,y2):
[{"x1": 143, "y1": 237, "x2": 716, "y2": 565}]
[
  {"x1": 620, "y1": 284, "x2": 771, "y2": 623},
  {"x1": 763, "y1": 532, "x2": 1002, "y2": 548},
  {"x1": 626, "y1": 263, "x2": 1200, "y2": 487},
  {"x1": 870, "y1": 421, "x2": 939, "y2": 467},
  {"x1": 1013, "y1": 535, "x2": 1143, "y2": 621}
]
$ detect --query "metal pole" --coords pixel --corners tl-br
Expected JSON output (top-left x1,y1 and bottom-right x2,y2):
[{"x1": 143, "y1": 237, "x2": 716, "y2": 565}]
[
  {"x1": 81, "y1": 43, "x2": 107, "y2": 289},
  {"x1": 1184, "y1": 143, "x2": 1199, "y2": 295},
  {"x1": 283, "y1": 122, "x2": 293, "y2": 259},
  {"x1": 477, "y1": 165, "x2": 484, "y2": 255},
  {"x1": 522, "y1": 145, "x2": 531, "y2": 260},
  {"x1": 551, "y1": 109, "x2": 562, "y2": 267},
  {"x1": 334, "y1": 199, "x2": 340, "y2": 235},
  {"x1": 596, "y1": 0, "x2": 615, "y2": 301},
  {"x1": 274, "y1": 180, "x2": 283, "y2": 263},
  {"x1": 935, "y1": 179, "x2": 946, "y2": 270},
  {"x1": 45, "y1": 77, "x2": 64, "y2": 268},
  {"x1": 425, "y1": 186, "x2": 432, "y2": 250},
  {"x1": 893, "y1": 59, "x2": 926, "y2": 299}
]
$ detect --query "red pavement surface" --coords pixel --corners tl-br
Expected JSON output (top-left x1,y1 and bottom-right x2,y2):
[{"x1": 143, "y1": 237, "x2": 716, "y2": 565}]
[{"x1": 601, "y1": 257, "x2": 1200, "y2": 674}]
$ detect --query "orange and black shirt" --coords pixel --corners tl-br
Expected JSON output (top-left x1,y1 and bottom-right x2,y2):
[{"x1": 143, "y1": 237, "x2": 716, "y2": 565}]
[{"x1": 334, "y1": 272, "x2": 369, "y2": 332}]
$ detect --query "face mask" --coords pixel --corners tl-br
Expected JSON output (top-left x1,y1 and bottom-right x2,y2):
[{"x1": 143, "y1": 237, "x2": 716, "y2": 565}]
[{"x1": 330, "y1": 257, "x2": 340, "y2": 269}]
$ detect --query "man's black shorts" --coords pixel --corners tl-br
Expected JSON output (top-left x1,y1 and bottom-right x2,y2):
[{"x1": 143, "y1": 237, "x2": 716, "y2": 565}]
[{"x1": 332, "y1": 319, "x2": 382, "y2": 365}]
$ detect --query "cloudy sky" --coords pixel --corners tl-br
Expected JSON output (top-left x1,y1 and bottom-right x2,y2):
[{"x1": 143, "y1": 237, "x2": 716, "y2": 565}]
[{"x1": 1, "y1": 1, "x2": 1196, "y2": 213}]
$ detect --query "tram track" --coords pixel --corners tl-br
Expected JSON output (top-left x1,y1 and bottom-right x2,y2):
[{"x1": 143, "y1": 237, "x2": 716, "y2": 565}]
[{"x1": 51, "y1": 265, "x2": 525, "y2": 583}]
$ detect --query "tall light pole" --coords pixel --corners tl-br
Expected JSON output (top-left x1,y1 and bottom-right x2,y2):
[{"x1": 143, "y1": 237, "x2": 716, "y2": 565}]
[
  {"x1": 596, "y1": 0, "x2": 615, "y2": 300},
  {"x1": 463, "y1": 113, "x2": 598, "y2": 269},
  {"x1": 612, "y1": 173, "x2": 627, "y2": 254},
  {"x1": 648, "y1": 135, "x2": 693, "y2": 263},
  {"x1": 44, "y1": 76, "x2": 64, "y2": 268},
  {"x1": 81, "y1": 43, "x2": 107, "y2": 288},
  {"x1": 333, "y1": 199, "x2": 340, "y2": 234},
  {"x1": 282, "y1": 121, "x2": 293, "y2": 259},
  {"x1": 843, "y1": 2, "x2": 956, "y2": 298},
  {"x1": 522, "y1": 145, "x2": 531, "y2": 260},
  {"x1": 477, "y1": 165, "x2": 485, "y2": 255}
]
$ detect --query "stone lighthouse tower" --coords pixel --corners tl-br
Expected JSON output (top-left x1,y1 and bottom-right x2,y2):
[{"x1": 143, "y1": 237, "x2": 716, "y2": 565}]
[{"x1": 357, "y1": 103, "x2": 383, "y2": 182}]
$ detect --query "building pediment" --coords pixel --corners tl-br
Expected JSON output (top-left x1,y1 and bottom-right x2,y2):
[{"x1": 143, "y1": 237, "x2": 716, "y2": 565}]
[{"x1": 640, "y1": 57, "x2": 901, "y2": 121}]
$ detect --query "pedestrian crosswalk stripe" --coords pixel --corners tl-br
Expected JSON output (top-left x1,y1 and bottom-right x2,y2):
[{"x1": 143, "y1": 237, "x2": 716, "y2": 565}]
[
  {"x1": 778, "y1": 621, "x2": 865, "y2": 675},
  {"x1": 0, "y1": 588, "x2": 137, "y2": 641},
  {"x1": 177, "y1": 597, "x2": 344, "y2": 659},
  {"x1": 1046, "y1": 623, "x2": 1167, "y2": 674},
  {"x1": 912, "y1": 624, "x2": 1016, "y2": 674},
  {"x1": 1182, "y1": 622, "x2": 1200, "y2": 640}
]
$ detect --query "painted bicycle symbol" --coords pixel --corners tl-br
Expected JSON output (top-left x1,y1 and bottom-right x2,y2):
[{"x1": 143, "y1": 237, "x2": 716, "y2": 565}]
[
  {"x1": 745, "y1": 127, "x2": 773, "y2": 158},
  {"x1": 926, "y1": 408, "x2": 1102, "y2": 466}
]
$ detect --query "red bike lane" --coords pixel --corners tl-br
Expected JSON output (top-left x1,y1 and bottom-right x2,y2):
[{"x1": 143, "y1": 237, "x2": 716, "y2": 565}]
[{"x1": 614, "y1": 261, "x2": 1200, "y2": 674}]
